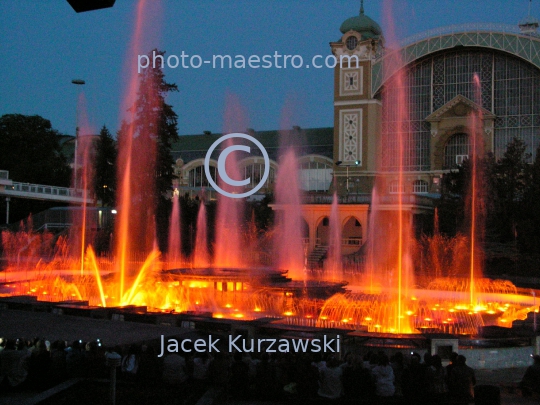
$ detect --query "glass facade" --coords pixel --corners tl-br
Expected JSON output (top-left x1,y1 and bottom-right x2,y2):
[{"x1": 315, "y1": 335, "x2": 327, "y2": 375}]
[
  {"x1": 241, "y1": 163, "x2": 275, "y2": 189},
  {"x1": 299, "y1": 161, "x2": 333, "y2": 192},
  {"x1": 188, "y1": 165, "x2": 217, "y2": 188},
  {"x1": 444, "y1": 133, "x2": 470, "y2": 169},
  {"x1": 381, "y1": 50, "x2": 540, "y2": 171}
]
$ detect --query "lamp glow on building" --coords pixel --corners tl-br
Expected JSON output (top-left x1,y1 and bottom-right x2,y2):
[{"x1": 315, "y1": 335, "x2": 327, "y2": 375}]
[{"x1": 335, "y1": 160, "x2": 360, "y2": 192}]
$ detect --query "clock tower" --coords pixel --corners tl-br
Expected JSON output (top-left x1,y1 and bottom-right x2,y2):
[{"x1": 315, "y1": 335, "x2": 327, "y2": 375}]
[{"x1": 331, "y1": 1, "x2": 384, "y2": 193}]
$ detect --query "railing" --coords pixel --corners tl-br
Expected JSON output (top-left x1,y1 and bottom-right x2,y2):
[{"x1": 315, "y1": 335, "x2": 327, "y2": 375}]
[
  {"x1": 399, "y1": 23, "x2": 528, "y2": 47},
  {"x1": 303, "y1": 194, "x2": 372, "y2": 204},
  {"x1": 0, "y1": 170, "x2": 9, "y2": 180},
  {"x1": 342, "y1": 237, "x2": 362, "y2": 246},
  {"x1": 303, "y1": 193, "x2": 435, "y2": 207},
  {"x1": 374, "y1": 23, "x2": 537, "y2": 64},
  {"x1": 8, "y1": 182, "x2": 85, "y2": 198},
  {"x1": 312, "y1": 238, "x2": 363, "y2": 247}
]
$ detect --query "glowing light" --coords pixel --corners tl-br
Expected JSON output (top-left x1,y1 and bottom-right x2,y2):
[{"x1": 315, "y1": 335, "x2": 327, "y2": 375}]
[{"x1": 188, "y1": 281, "x2": 208, "y2": 288}]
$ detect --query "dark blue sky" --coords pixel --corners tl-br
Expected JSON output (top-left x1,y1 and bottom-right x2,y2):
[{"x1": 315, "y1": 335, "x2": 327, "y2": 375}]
[{"x1": 0, "y1": 0, "x2": 537, "y2": 137}]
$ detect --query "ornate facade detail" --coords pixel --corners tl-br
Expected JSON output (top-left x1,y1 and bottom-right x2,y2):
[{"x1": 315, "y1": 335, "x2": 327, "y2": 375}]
[
  {"x1": 344, "y1": 71, "x2": 358, "y2": 91},
  {"x1": 334, "y1": 43, "x2": 374, "y2": 61},
  {"x1": 339, "y1": 109, "x2": 362, "y2": 164},
  {"x1": 339, "y1": 67, "x2": 363, "y2": 96}
]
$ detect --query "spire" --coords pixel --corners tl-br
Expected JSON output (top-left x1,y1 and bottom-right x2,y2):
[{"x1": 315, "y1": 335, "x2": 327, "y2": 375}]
[{"x1": 360, "y1": 0, "x2": 364, "y2": 15}]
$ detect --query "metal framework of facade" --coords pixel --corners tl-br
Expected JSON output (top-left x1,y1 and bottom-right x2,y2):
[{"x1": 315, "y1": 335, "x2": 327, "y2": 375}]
[{"x1": 372, "y1": 23, "x2": 540, "y2": 96}]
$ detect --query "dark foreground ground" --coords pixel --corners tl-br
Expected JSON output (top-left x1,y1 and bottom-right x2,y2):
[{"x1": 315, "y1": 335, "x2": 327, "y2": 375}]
[
  {"x1": 2, "y1": 368, "x2": 539, "y2": 405},
  {"x1": 1, "y1": 308, "x2": 540, "y2": 405}
]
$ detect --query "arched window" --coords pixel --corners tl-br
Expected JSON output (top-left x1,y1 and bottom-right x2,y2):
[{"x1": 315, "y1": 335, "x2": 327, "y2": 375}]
[
  {"x1": 299, "y1": 159, "x2": 333, "y2": 192},
  {"x1": 380, "y1": 49, "x2": 540, "y2": 168},
  {"x1": 343, "y1": 216, "x2": 363, "y2": 246},
  {"x1": 188, "y1": 165, "x2": 217, "y2": 188},
  {"x1": 241, "y1": 163, "x2": 275, "y2": 188},
  {"x1": 444, "y1": 133, "x2": 470, "y2": 169},
  {"x1": 413, "y1": 180, "x2": 429, "y2": 193}
]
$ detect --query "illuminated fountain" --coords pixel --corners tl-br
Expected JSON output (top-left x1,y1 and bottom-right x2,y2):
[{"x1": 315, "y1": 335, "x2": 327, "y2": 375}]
[{"x1": 1, "y1": 0, "x2": 538, "y2": 338}]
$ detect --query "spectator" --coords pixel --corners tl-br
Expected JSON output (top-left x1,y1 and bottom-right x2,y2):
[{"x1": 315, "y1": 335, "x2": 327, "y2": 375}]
[
  {"x1": 255, "y1": 353, "x2": 279, "y2": 399},
  {"x1": 446, "y1": 351, "x2": 458, "y2": 389},
  {"x1": 429, "y1": 354, "x2": 448, "y2": 404},
  {"x1": 390, "y1": 351, "x2": 405, "y2": 397},
  {"x1": 49, "y1": 340, "x2": 67, "y2": 385},
  {"x1": 230, "y1": 352, "x2": 249, "y2": 399},
  {"x1": 403, "y1": 352, "x2": 428, "y2": 403},
  {"x1": 448, "y1": 354, "x2": 476, "y2": 404},
  {"x1": 66, "y1": 340, "x2": 85, "y2": 377},
  {"x1": 27, "y1": 339, "x2": 51, "y2": 390},
  {"x1": 162, "y1": 352, "x2": 187, "y2": 386},
  {"x1": 296, "y1": 354, "x2": 319, "y2": 400},
  {"x1": 372, "y1": 353, "x2": 395, "y2": 399},
  {"x1": 209, "y1": 351, "x2": 230, "y2": 391},
  {"x1": 137, "y1": 344, "x2": 160, "y2": 386},
  {"x1": 121, "y1": 344, "x2": 140, "y2": 380},
  {"x1": 521, "y1": 355, "x2": 540, "y2": 396},
  {"x1": 318, "y1": 356, "x2": 343, "y2": 400},
  {"x1": 0, "y1": 339, "x2": 30, "y2": 390}
]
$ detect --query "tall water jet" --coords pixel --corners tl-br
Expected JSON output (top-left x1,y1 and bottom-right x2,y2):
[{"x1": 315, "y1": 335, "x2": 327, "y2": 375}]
[
  {"x1": 373, "y1": 0, "x2": 415, "y2": 332},
  {"x1": 213, "y1": 96, "x2": 247, "y2": 268},
  {"x1": 364, "y1": 187, "x2": 382, "y2": 293},
  {"x1": 274, "y1": 147, "x2": 304, "y2": 280},
  {"x1": 326, "y1": 192, "x2": 342, "y2": 281},
  {"x1": 193, "y1": 202, "x2": 210, "y2": 268},
  {"x1": 115, "y1": 0, "x2": 161, "y2": 300},
  {"x1": 70, "y1": 92, "x2": 95, "y2": 276},
  {"x1": 167, "y1": 190, "x2": 182, "y2": 268},
  {"x1": 467, "y1": 73, "x2": 487, "y2": 306}
]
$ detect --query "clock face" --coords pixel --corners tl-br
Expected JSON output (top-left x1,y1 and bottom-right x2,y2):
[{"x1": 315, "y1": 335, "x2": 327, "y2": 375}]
[{"x1": 346, "y1": 36, "x2": 358, "y2": 50}]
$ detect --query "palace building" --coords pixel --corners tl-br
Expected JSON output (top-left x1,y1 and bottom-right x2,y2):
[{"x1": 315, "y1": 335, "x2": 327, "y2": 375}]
[{"x1": 170, "y1": 4, "x2": 540, "y2": 254}]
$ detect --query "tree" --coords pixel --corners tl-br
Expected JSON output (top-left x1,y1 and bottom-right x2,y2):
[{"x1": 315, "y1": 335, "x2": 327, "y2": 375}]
[
  {"x1": 492, "y1": 138, "x2": 529, "y2": 241},
  {"x1": 93, "y1": 125, "x2": 117, "y2": 206},
  {"x1": 519, "y1": 144, "x2": 540, "y2": 254},
  {"x1": 0, "y1": 114, "x2": 71, "y2": 186},
  {"x1": 0, "y1": 114, "x2": 71, "y2": 223},
  {"x1": 117, "y1": 49, "x2": 179, "y2": 252}
]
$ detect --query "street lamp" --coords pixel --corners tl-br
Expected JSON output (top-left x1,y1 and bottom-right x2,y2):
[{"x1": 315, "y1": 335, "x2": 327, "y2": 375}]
[
  {"x1": 335, "y1": 160, "x2": 360, "y2": 192},
  {"x1": 72, "y1": 79, "x2": 85, "y2": 190}
]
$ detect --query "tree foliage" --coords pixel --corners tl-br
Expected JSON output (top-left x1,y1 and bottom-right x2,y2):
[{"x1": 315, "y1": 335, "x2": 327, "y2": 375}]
[
  {"x1": 93, "y1": 125, "x2": 117, "y2": 206},
  {"x1": 0, "y1": 114, "x2": 71, "y2": 223},
  {"x1": 439, "y1": 137, "x2": 540, "y2": 262},
  {"x1": 0, "y1": 114, "x2": 71, "y2": 186},
  {"x1": 117, "y1": 49, "x2": 179, "y2": 251}
]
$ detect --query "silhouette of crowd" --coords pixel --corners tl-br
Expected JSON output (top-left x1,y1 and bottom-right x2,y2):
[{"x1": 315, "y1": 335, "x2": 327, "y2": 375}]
[{"x1": 1, "y1": 334, "x2": 481, "y2": 405}]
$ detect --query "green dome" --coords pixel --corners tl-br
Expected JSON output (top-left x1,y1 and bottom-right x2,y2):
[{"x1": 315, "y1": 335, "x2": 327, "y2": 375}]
[{"x1": 340, "y1": 9, "x2": 382, "y2": 38}]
